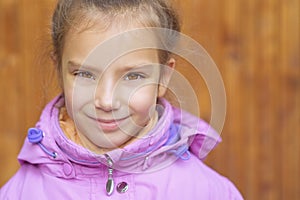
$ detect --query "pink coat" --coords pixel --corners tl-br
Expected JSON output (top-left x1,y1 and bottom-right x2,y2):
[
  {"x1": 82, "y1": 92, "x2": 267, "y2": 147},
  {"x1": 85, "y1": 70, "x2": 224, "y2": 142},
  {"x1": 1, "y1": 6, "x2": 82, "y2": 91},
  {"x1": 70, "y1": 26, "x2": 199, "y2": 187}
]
[{"x1": 0, "y1": 96, "x2": 243, "y2": 199}]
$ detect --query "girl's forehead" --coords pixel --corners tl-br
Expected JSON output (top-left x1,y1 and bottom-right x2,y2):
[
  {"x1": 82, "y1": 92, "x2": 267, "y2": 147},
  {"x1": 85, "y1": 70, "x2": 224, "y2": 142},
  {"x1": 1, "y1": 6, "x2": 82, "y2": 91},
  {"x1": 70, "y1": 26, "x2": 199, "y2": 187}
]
[
  {"x1": 63, "y1": 23, "x2": 160, "y2": 64},
  {"x1": 109, "y1": 49, "x2": 160, "y2": 66},
  {"x1": 63, "y1": 28, "x2": 160, "y2": 70}
]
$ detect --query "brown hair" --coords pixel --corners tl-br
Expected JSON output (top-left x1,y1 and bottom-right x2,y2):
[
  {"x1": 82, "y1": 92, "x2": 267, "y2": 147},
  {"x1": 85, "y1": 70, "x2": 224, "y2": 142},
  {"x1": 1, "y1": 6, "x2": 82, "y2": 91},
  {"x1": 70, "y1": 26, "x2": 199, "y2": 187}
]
[{"x1": 51, "y1": 0, "x2": 180, "y2": 76}]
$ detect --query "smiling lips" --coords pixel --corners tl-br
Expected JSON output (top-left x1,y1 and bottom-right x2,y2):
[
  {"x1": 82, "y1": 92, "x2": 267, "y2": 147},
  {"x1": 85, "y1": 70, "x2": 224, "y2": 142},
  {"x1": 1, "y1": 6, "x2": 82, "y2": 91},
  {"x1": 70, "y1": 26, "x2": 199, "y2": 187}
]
[{"x1": 94, "y1": 117, "x2": 128, "y2": 132}]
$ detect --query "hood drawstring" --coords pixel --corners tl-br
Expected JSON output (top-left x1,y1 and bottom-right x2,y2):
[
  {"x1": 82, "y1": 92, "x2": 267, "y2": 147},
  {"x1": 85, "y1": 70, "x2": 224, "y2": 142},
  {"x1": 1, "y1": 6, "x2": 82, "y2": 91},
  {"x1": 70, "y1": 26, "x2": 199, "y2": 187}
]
[
  {"x1": 142, "y1": 124, "x2": 191, "y2": 170},
  {"x1": 27, "y1": 128, "x2": 57, "y2": 159},
  {"x1": 168, "y1": 144, "x2": 191, "y2": 160},
  {"x1": 165, "y1": 124, "x2": 191, "y2": 160}
]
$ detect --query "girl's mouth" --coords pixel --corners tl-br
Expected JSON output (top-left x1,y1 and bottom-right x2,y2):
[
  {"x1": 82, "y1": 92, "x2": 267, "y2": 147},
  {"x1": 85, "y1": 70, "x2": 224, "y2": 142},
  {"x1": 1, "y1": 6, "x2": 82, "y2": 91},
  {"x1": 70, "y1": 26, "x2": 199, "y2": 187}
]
[{"x1": 93, "y1": 117, "x2": 128, "y2": 132}]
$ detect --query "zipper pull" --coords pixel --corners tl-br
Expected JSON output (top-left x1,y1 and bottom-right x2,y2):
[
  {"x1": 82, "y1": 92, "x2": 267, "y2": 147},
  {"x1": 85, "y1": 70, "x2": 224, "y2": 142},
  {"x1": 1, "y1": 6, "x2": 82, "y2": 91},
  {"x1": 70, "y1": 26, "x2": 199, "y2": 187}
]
[{"x1": 105, "y1": 154, "x2": 114, "y2": 196}]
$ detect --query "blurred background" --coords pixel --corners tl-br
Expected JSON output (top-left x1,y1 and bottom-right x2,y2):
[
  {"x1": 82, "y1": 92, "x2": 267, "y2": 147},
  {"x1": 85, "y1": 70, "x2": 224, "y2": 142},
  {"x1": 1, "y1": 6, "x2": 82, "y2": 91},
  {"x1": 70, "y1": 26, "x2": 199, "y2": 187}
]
[{"x1": 0, "y1": 0, "x2": 299, "y2": 199}]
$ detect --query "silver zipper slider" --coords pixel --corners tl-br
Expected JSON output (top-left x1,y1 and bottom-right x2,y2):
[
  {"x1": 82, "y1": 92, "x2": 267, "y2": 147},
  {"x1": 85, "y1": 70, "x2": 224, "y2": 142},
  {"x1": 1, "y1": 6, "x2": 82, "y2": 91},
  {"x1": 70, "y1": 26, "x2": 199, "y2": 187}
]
[{"x1": 105, "y1": 154, "x2": 114, "y2": 196}]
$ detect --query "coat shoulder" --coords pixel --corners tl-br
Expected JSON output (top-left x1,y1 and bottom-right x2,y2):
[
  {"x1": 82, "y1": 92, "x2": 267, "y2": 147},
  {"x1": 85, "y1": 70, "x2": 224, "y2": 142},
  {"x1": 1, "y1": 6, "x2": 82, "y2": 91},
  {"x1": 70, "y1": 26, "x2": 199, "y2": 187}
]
[
  {"x1": 134, "y1": 154, "x2": 243, "y2": 200},
  {"x1": 170, "y1": 154, "x2": 244, "y2": 199}
]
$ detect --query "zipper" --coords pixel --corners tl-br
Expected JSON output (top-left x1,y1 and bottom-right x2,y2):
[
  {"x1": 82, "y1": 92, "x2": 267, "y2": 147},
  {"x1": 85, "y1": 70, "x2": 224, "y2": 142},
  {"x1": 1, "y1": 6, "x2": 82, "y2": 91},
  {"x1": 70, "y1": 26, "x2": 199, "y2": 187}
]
[{"x1": 105, "y1": 154, "x2": 114, "y2": 196}]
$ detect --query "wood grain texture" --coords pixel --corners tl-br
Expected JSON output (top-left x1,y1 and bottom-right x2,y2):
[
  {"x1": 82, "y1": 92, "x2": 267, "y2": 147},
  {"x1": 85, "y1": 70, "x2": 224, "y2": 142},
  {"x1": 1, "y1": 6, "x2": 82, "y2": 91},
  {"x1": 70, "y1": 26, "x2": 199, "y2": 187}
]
[{"x1": 0, "y1": 0, "x2": 299, "y2": 199}]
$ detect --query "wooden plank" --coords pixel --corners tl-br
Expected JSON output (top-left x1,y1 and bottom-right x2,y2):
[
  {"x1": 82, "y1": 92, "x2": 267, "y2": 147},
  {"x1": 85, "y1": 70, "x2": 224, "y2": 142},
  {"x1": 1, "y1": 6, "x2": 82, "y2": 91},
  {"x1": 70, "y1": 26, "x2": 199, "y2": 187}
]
[
  {"x1": 239, "y1": 0, "x2": 260, "y2": 198},
  {"x1": 280, "y1": 0, "x2": 300, "y2": 199},
  {"x1": 256, "y1": 0, "x2": 281, "y2": 198}
]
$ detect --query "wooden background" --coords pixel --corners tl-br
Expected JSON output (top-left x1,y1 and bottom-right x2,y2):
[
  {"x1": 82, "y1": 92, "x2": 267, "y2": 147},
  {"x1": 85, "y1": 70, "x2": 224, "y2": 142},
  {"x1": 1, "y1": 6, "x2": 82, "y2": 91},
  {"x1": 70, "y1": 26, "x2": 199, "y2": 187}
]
[{"x1": 0, "y1": 0, "x2": 299, "y2": 199}]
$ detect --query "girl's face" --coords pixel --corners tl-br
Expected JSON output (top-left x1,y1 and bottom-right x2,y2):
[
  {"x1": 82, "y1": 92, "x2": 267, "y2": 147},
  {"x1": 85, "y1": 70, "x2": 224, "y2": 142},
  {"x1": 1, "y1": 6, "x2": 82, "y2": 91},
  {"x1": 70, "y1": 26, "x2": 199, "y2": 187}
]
[{"x1": 60, "y1": 24, "x2": 173, "y2": 151}]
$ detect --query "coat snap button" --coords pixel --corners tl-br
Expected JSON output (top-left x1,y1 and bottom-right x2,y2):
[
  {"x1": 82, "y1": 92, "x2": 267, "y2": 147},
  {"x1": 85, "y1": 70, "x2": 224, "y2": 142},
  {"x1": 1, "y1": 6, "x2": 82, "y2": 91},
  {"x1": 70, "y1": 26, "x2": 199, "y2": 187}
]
[
  {"x1": 117, "y1": 182, "x2": 128, "y2": 193},
  {"x1": 63, "y1": 163, "x2": 73, "y2": 176}
]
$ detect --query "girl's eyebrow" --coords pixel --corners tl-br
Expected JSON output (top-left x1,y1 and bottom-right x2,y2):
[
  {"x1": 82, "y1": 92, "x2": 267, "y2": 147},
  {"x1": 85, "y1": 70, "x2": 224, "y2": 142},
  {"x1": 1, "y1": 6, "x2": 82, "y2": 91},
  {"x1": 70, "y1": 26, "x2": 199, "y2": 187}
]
[
  {"x1": 67, "y1": 60, "x2": 96, "y2": 70},
  {"x1": 121, "y1": 63, "x2": 156, "y2": 71},
  {"x1": 67, "y1": 60, "x2": 156, "y2": 72},
  {"x1": 67, "y1": 60, "x2": 82, "y2": 69}
]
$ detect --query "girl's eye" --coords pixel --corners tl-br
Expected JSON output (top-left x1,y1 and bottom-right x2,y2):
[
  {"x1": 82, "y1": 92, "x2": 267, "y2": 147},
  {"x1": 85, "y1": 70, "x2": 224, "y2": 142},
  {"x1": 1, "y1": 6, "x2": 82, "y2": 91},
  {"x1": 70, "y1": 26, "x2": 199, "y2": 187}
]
[
  {"x1": 124, "y1": 73, "x2": 145, "y2": 81},
  {"x1": 73, "y1": 71, "x2": 95, "y2": 80}
]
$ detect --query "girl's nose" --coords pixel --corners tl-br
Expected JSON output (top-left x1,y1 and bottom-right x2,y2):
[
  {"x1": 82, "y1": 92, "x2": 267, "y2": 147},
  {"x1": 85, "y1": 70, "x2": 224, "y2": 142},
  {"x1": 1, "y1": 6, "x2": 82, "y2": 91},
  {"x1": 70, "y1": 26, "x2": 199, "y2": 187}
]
[{"x1": 94, "y1": 78, "x2": 120, "y2": 112}]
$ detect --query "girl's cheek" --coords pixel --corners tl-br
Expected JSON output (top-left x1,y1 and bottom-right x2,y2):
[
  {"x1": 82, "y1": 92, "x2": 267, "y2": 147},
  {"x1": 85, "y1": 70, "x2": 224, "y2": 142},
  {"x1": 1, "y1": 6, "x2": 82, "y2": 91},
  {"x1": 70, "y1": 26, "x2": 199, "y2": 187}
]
[
  {"x1": 64, "y1": 80, "x2": 96, "y2": 117},
  {"x1": 128, "y1": 85, "x2": 157, "y2": 114}
]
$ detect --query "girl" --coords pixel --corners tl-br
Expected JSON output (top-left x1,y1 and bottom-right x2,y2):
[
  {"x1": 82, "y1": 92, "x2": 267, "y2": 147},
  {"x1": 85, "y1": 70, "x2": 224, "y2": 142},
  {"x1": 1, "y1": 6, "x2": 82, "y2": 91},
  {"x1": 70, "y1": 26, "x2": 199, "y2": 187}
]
[{"x1": 0, "y1": 0, "x2": 243, "y2": 199}]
